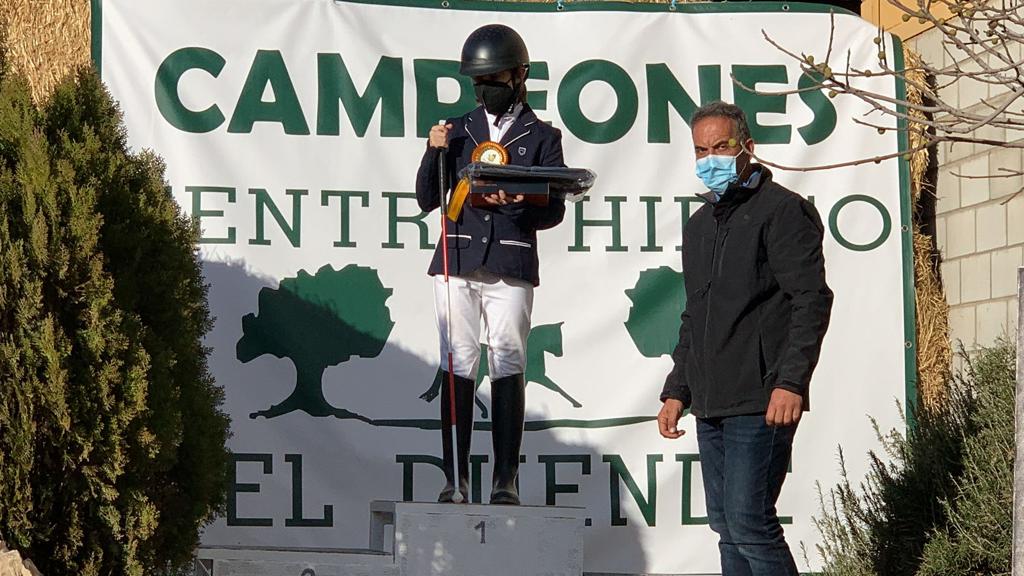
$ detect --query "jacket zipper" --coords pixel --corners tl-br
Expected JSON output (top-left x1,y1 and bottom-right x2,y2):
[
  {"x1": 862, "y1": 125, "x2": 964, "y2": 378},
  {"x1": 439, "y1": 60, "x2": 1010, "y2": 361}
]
[
  {"x1": 716, "y1": 228, "x2": 730, "y2": 277},
  {"x1": 701, "y1": 219, "x2": 724, "y2": 412}
]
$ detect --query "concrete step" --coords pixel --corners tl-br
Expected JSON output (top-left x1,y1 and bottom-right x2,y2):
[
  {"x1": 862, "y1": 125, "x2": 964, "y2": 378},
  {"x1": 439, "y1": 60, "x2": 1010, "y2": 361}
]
[
  {"x1": 197, "y1": 545, "x2": 397, "y2": 576},
  {"x1": 197, "y1": 501, "x2": 586, "y2": 576}
]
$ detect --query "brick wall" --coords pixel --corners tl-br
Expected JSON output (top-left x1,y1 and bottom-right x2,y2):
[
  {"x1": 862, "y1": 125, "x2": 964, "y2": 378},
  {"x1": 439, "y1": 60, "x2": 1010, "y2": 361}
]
[{"x1": 908, "y1": 27, "x2": 1023, "y2": 351}]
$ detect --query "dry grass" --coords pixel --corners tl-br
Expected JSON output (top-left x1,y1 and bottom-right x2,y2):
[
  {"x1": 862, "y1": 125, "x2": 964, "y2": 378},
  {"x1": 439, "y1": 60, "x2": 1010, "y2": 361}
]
[
  {"x1": 1, "y1": 0, "x2": 90, "y2": 104},
  {"x1": 905, "y1": 47, "x2": 952, "y2": 411}
]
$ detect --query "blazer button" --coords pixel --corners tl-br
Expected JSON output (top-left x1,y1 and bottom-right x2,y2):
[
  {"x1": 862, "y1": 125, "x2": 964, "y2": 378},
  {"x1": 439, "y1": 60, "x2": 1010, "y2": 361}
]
[
  {"x1": 484, "y1": 214, "x2": 491, "y2": 221},
  {"x1": 482, "y1": 236, "x2": 489, "y2": 243}
]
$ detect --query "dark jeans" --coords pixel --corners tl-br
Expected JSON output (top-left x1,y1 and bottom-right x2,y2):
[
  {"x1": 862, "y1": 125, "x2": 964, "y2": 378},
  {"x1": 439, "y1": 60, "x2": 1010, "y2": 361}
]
[{"x1": 696, "y1": 414, "x2": 799, "y2": 576}]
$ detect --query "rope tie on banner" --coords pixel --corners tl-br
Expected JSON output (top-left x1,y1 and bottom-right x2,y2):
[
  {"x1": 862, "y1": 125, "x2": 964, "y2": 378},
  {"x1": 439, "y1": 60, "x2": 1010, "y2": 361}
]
[
  {"x1": 669, "y1": 0, "x2": 677, "y2": 11},
  {"x1": 556, "y1": 0, "x2": 565, "y2": 11}
]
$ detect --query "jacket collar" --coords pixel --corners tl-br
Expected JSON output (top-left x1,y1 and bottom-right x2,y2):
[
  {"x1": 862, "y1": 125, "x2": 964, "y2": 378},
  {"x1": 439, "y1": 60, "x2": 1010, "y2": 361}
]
[
  {"x1": 708, "y1": 165, "x2": 772, "y2": 219},
  {"x1": 464, "y1": 104, "x2": 539, "y2": 149},
  {"x1": 698, "y1": 164, "x2": 771, "y2": 201},
  {"x1": 500, "y1": 104, "x2": 539, "y2": 147}
]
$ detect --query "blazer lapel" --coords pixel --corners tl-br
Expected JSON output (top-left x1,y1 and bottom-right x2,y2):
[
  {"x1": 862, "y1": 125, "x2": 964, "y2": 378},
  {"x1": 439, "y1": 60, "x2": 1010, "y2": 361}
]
[
  {"x1": 500, "y1": 105, "x2": 538, "y2": 149},
  {"x1": 464, "y1": 106, "x2": 489, "y2": 148}
]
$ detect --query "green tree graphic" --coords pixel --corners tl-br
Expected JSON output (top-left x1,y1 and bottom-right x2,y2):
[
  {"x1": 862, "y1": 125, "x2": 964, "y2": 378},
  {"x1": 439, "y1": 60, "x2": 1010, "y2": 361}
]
[
  {"x1": 624, "y1": 267, "x2": 686, "y2": 358},
  {"x1": 419, "y1": 322, "x2": 579, "y2": 417},
  {"x1": 237, "y1": 264, "x2": 394, "y2": 420}
]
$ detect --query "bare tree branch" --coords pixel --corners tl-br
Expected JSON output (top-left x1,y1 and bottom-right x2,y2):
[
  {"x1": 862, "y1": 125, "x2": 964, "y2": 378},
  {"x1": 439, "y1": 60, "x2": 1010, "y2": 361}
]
[{"x1": 742, "y1": 0, "x2": 1024, "y2": 194}]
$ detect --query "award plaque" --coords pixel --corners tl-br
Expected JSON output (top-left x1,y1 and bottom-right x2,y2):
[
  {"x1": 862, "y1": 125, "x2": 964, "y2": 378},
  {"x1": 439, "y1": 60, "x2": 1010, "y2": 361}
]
[
  {"x1": 446, "y1": 141, "x2": 509, "y2": 221},
  {"x1": 462, "y1": 163, "x2": 596, "y2": 204}
]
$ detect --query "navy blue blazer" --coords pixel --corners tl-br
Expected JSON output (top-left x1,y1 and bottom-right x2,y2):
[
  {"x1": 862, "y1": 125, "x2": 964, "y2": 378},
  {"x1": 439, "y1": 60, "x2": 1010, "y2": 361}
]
[{"x1": 415, "y1": 104, "x2": 566, "y2": 287}]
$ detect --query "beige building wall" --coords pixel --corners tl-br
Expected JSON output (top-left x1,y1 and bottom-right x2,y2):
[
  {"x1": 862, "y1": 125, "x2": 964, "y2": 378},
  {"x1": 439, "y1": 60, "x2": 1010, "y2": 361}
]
[
  {"x1": 904, "y1": 26, "x2": 1023, "y2": 351},
  {"x1": 861, "y1": 0, "x2": 955, "y2": 40}
]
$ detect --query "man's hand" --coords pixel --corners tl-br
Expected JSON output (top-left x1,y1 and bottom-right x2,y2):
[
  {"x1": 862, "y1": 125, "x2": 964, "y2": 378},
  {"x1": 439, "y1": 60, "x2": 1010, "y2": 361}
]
[
  {"x1": 482, "y1": 189, "x2": 525, "y2": 206},
  {"x1": 429, "y1": 123, "x2": 453, "y2": 148},
  {"x1": 657, "y1": 399, "x2": 686, "y2": 439},
  {"x1": 765, "y1": 388, "x2": 803, "y2": 427}
]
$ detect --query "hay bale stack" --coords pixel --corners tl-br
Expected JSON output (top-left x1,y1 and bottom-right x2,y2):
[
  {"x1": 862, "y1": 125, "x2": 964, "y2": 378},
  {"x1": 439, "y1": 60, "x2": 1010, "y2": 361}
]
[
  {"x1": 1, "y1": 0, "x2": 90, "y2": 104},
  {"x1": 904, "y1": 47, "x2": 952, "y2": 411}
]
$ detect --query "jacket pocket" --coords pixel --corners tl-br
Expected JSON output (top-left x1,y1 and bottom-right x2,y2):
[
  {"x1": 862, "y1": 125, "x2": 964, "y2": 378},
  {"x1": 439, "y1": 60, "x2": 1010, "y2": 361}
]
[
  {"x1": 446, "y1": 233, "x2": 471, "y2": 249},
  {"x1": 684, "y1": 348, "x2": 703, "y2": 399},
  {"x1": 756, "y1": 319, "x2": 779, "y2": 389},
  {"x1": 689, "y1": 282, "x2": 711, "y2": 302},
  {"x1": 758, "y1": 335, "x2": 775, "y2": 388},
  {"x1": 499, "y1": 239, "x2": 532, "y2": 248}
]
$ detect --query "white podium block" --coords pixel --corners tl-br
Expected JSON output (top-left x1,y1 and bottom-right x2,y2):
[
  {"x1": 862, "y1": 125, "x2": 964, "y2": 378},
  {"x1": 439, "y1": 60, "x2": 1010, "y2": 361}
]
[{"x1": 390, "y1": 502, "x2": 585, "y2": 576}]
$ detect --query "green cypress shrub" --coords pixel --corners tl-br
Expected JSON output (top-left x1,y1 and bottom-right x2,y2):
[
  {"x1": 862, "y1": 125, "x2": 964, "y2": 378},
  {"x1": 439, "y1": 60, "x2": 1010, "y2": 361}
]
[
  {"x1": 43, "y1": 67, "x2": 231, "y2": 572},
  {"x1": 0, "y1": 49, "x2": 229, "y2": 574},
  {"x1": 0, "y1": 59, "x2": 152, "y2": 576}
]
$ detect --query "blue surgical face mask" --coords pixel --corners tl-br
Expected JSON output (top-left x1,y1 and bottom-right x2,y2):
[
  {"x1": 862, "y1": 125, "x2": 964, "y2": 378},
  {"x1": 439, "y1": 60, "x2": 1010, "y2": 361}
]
[{"x1": 695, "y1": 153, "x2": 741, "y2": 194}]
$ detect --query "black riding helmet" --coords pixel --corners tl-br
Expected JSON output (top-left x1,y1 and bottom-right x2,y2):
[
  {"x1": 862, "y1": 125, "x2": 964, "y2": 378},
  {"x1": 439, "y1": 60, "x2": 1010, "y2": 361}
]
[{"x1": 459, "y1": 24, "x2": 530, "y2": 77}]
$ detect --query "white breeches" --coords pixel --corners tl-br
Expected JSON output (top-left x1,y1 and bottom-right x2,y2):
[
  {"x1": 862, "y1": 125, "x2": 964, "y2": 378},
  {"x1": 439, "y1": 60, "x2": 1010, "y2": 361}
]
[{"x1": 433, "y1": 269, "x2": 533, "y2": 380}]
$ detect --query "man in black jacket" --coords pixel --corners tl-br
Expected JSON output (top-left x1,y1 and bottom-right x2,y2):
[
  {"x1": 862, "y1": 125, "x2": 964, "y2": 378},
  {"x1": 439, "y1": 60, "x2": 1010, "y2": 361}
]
[
  {"x1": 416, "y1": 24, "x2": 566, "y2": 505},
  {"x1": 657, "y1": 101, "x2": 833, "y2": 575}
]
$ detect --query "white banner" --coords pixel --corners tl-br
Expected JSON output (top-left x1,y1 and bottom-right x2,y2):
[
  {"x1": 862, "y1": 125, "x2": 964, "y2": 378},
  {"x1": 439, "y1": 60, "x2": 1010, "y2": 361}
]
[{"x1": 97, "y1": 1, "x2": 914, "y2": 572}]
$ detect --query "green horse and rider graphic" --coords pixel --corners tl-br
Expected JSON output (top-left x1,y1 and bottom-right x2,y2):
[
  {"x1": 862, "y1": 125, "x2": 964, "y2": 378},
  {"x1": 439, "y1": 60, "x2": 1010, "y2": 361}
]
[
  {"x1": 236, "y1": 264, "x2": 682, "y2": 429},
  {"x1": 417, "y1": 322, "x2": 579, "y2": 418}
]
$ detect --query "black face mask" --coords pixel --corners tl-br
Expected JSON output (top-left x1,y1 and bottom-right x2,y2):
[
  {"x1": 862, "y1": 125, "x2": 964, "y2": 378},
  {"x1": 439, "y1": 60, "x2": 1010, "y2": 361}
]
[{"x1": 474, "y1": 79, "x2": 518, "y2": 116}]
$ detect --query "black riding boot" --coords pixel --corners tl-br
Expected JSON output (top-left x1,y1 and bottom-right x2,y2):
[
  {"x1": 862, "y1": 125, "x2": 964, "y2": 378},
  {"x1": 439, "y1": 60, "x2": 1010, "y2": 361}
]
[
  {"x1": 438, "y1": 371, "x2": 475, "y2": 503},
  {"x1": 489, "y1": 373, "x2": 525, "y2": 505}
]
